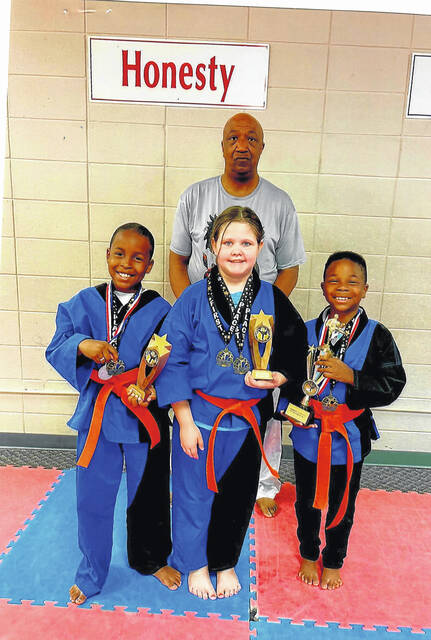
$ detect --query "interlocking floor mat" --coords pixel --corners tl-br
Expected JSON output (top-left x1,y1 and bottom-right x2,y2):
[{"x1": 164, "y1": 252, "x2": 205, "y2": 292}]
[
  {"x1": 0, "y1": 468, "x2": 250, "y2": 621},
  {"x1": 0, "y1": 466, "x2": 62, "y2": 557},
  {"x1": 0, "y1": 600, "x2": 250, "y2": 640},
  {"x1": 252, "y1": 482, "x2": 431, "y2": 632},
  {"x1": 2, "y1": 466, "x2": 430, "y2": 639}
]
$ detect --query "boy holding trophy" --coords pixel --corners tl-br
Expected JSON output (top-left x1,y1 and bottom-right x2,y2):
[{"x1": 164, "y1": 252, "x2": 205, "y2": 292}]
[
  {"x1": 46, "y1": 223, "x2": 181, "y2": 604},
  {"x1": 278, "y1": 251, "x2": 406, "y2": 590}
]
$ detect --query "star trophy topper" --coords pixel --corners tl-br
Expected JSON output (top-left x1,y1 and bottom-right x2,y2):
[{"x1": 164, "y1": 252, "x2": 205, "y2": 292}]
[
  {"x1": 127, "y1": 333, "x2": 171, "y2": 404},
  {"x1": 282, "y1": 314, "x2": 346, "y2": 425},
  {"x1": 249, "y1": 310, "x2": 274, "y2": 381}
]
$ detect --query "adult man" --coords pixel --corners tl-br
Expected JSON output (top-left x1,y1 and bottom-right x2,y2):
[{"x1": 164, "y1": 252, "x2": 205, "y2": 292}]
[{"x1": 169, "y1": 113, "x2": 306, "y2": 517}]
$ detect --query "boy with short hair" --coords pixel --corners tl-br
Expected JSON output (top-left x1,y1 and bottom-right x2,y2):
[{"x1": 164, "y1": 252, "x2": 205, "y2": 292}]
[
  {"x1": 46, "y1": 223, "x2": 181, "y2": 604},
  {"x1": 278, "y1": 251, "x2": 406, "y2": 590}
]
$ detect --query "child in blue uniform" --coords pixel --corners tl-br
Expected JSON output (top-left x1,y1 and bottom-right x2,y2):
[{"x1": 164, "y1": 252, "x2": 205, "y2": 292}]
[
  {"x1": 278, "y1": 251, "x2": 406, "y2": 590},
  {"x1": 46, "y1": 223, "x2": 181, "y2": 604},
  {"x1": 156, "y1": 207, "x2": 307, "y2": 600}
]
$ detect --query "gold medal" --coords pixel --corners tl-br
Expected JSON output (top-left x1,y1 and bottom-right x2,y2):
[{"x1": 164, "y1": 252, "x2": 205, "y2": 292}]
[
  {"x1": 321, "y1": 393, "x2": 339, "y2": 411},
  {"x1": 233, "y1": 355, "x2": 250, "y2": 375},
  {"x1": 216, "y1": 347, "x2": 234, "y2": 368}
]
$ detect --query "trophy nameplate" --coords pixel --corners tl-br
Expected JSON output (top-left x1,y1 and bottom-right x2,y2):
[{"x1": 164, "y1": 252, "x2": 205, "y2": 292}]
[
  {"x1": 282, "y1": 345, "x2": 324, "y2": 425},
  {"x1": 248, "y1": 310, "x2": 274, "y2": 381}
]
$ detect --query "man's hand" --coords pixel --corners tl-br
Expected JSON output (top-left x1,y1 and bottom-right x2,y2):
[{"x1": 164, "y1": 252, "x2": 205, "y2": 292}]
[
  {"x1": 78, "y1": 339, "x2": 118, "y2": 365},
  {"x1": 316, "y1": 356, "x2": 354, "y2": 385}
]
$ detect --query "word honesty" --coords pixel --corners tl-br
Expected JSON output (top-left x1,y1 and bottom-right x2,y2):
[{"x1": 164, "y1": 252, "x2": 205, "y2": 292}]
[
  {"x1": 123, "y1": 51, "x2": 234, "y2": 103},
  {"x1": 89, "y1": 38, "x2": 269, "y2": 108}
]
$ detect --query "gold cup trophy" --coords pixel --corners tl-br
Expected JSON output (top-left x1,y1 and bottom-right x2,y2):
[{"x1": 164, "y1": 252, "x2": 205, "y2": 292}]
[{"x1": 248, "y1": 310, "x2": 274, "y2": 381}]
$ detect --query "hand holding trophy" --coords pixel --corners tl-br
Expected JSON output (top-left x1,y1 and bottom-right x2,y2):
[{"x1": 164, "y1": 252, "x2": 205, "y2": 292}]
[
  {"x1": 127, "y1": 334, "x2": 171, "y2": 407},
  {"x1": 281, "y1": 314, "x2": 346, "y2": 424}
]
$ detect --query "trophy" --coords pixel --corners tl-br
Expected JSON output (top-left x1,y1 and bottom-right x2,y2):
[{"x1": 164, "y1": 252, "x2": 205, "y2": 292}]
[
  {"x1": 248, "y1": 310, "x2": 274, "y2": 381},
  {"x1": 282, "y1": 314, "x2": 346, "y2": 424},
  {"x1": 127, "y1": 333, "x2": 171, "y2": 404},
  {"x1": 282, "y1": 344, "x2": 326, "y2": 425}
]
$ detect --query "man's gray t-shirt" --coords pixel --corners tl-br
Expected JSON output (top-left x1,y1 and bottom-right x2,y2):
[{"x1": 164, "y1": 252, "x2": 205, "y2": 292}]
[{"x1": 170, "y1": 176, "x2": 306, "y2": 284}]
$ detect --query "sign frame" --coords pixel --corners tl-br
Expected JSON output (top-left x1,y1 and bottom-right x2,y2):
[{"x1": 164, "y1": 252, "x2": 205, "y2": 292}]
[
  {"x1": 88, "y1": 36, "x2": 269, "y2": 109},
  {"x1": 406, "y1": 53, "x2": 431, "y2": 119}
]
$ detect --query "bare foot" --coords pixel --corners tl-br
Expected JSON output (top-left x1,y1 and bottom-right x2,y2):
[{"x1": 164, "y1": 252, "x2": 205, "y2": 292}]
[
  {"x1": 298, "y1": 558, "x2": 319, "y2": 586},
  {"x1": 216, "y1": 568, "x2": 241, "y2": 598},
  {"x1": 153, "y1": 564, "x2": 182, "y2": 590},
  {"x1": 69, "y1": 584, "x2": 86, "y2": 605},
  {"x1": 321, "y1": 567, "x2": 343, "y2": 590},
  {"x1": 188, "y1": 566, "x2": 216, "y2": 600},
  {"x1": 256, "y1": 497, "x2": 278, "y2": 518}
]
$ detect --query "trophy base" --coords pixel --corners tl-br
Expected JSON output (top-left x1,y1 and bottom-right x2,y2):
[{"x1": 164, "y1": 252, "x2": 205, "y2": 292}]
[
  {"x1": 251, "y1": 369, "x2": 274, "y2": 381},
  {"x1": 282, "y1": 402, "x2": 313, "y2": 426},
  {"x1": 127, "y1": 384, "x2": 147, "y2": 402}
]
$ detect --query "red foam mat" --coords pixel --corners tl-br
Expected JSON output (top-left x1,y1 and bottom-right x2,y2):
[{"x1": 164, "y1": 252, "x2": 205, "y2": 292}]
[
  {"x1": 0, "y1": 466, "x2": 62, "y2": 556},
  {"x1": 252, "y1": 482, "x2": 431, "y2": 631},
  {"x1": 0, "y1": 600, "x2": 249, "y2": 640}
]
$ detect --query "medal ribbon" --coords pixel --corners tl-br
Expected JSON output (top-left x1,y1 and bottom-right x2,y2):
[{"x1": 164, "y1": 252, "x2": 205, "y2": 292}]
[
  {"x1": 195, "y1": 389, "x2": 279, "y2": 493},
  {"x1": 77, "y1": 368, "x2": 160, "y2": 468},
  {"x1": 316, "y1": 310, "x2": 362, "y2": 397},
  {"x1": 105, "y1": 281, "x2": 143, "y2": 344},
  {"x1": 207, "y1": 271, "x2": 253, "y2": 358},
  {"x1": 216, "y1": 272, "x2": 253, "y2": 356},
  {"x1": 309, "y1": 399, "x2": 364, "y2": 529}
]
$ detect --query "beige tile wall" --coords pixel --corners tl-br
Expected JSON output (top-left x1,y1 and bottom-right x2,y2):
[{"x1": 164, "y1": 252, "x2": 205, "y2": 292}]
[{"x1": 2, "y1": 1, "x2": 430, "y2": 453}]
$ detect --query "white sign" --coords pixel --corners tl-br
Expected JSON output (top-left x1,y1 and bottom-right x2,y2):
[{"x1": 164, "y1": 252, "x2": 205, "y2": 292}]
[
  {"x1": 407, "y1": 53, "x2": 431, "y2": 118},
  {"x1": 89, "y1": 37, "x2": 269, "y2": 108}
]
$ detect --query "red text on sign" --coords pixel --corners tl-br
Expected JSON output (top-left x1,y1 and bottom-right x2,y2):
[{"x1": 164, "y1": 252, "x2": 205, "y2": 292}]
[{"x1": 122, "y1": 50, "x2": 235, "y2": 103}]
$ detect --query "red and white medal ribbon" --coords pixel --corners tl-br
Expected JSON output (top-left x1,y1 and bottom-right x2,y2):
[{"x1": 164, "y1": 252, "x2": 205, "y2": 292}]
[{"x1": 105, "y1": 281, "x2": 142, "y2": 344}]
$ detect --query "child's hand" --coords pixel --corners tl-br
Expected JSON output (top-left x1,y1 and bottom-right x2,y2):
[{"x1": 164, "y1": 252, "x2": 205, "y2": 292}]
[
  {"x1": 78, "y1": 339, "x2": 118, "y2": 365},
  {"x1": 316, "y1": 356, "x2": 354, "y2": 385},
  {"x1": 127, "y1": 384, "x2": 156, "y2": 407},
  {"x1": 280, "y1": 412, "x2": 318, "y2": 429},
  {"x1": 244, "y1": 371, "x2": 287, "y2": 389},
  {"x1": 180, "y1": 422, "x2": 204, "y2": 459}
]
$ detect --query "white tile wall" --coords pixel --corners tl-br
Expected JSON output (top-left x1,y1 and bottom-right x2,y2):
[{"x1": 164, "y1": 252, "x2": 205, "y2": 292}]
[{"x1": 2, "y1": 2, "x2": 430, "y2": 450}]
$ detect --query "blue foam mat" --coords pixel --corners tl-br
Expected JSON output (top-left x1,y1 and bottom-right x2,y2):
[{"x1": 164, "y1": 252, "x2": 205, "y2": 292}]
[
  {"x1": 0, "y1": 468, "x2": 250, "y2": 619},
  {"x1": 251, "y1": 619, "x2": 431, "y2": 639}
]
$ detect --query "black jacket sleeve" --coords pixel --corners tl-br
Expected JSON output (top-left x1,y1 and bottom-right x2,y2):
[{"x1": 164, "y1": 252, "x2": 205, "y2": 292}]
[
  {"x1": 346, "y1": 323, "x2": 406, "y2": 410},
  {"x1": 270, "y1": 286, "x2": 308, "y2": 406}
]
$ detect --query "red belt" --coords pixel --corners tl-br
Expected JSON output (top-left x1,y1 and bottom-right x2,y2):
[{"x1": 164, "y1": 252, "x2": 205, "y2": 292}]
[
  {"x1": 195, "y1": 389, "x2": 279, "y2": 493},
  {"x1": 308, "y1": 399, "x2": 364, "y2": 529},
  {"x1": 77, "y1": 369, "x2": 160, "y2": 468}
]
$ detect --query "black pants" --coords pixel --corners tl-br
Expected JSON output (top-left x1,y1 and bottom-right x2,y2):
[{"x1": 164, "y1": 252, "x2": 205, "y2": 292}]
[
  {"x1": 136, "y1": 419, "x2": 265, "y2": 573},
  {"x1": 127, "y1": 418, "x2": 172, "y2": 575},
  {"x1": 207, "y1": 423, "x2": 263, "y2": 572},
  {"x1": 294, "y1": 449, "x2": 363, "y2": 569}
]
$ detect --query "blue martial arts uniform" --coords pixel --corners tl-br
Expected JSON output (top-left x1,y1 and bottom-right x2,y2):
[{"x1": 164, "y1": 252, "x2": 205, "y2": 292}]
[
  {"x1": 46, "y1": 283, "x2": 172, "y2": 597},
  {"x1": 277, "y1": 307, "x2": 406, "y2": 568},
  {"x1": 156, "y1": 267, "x2": 307, "y2": 574}
]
